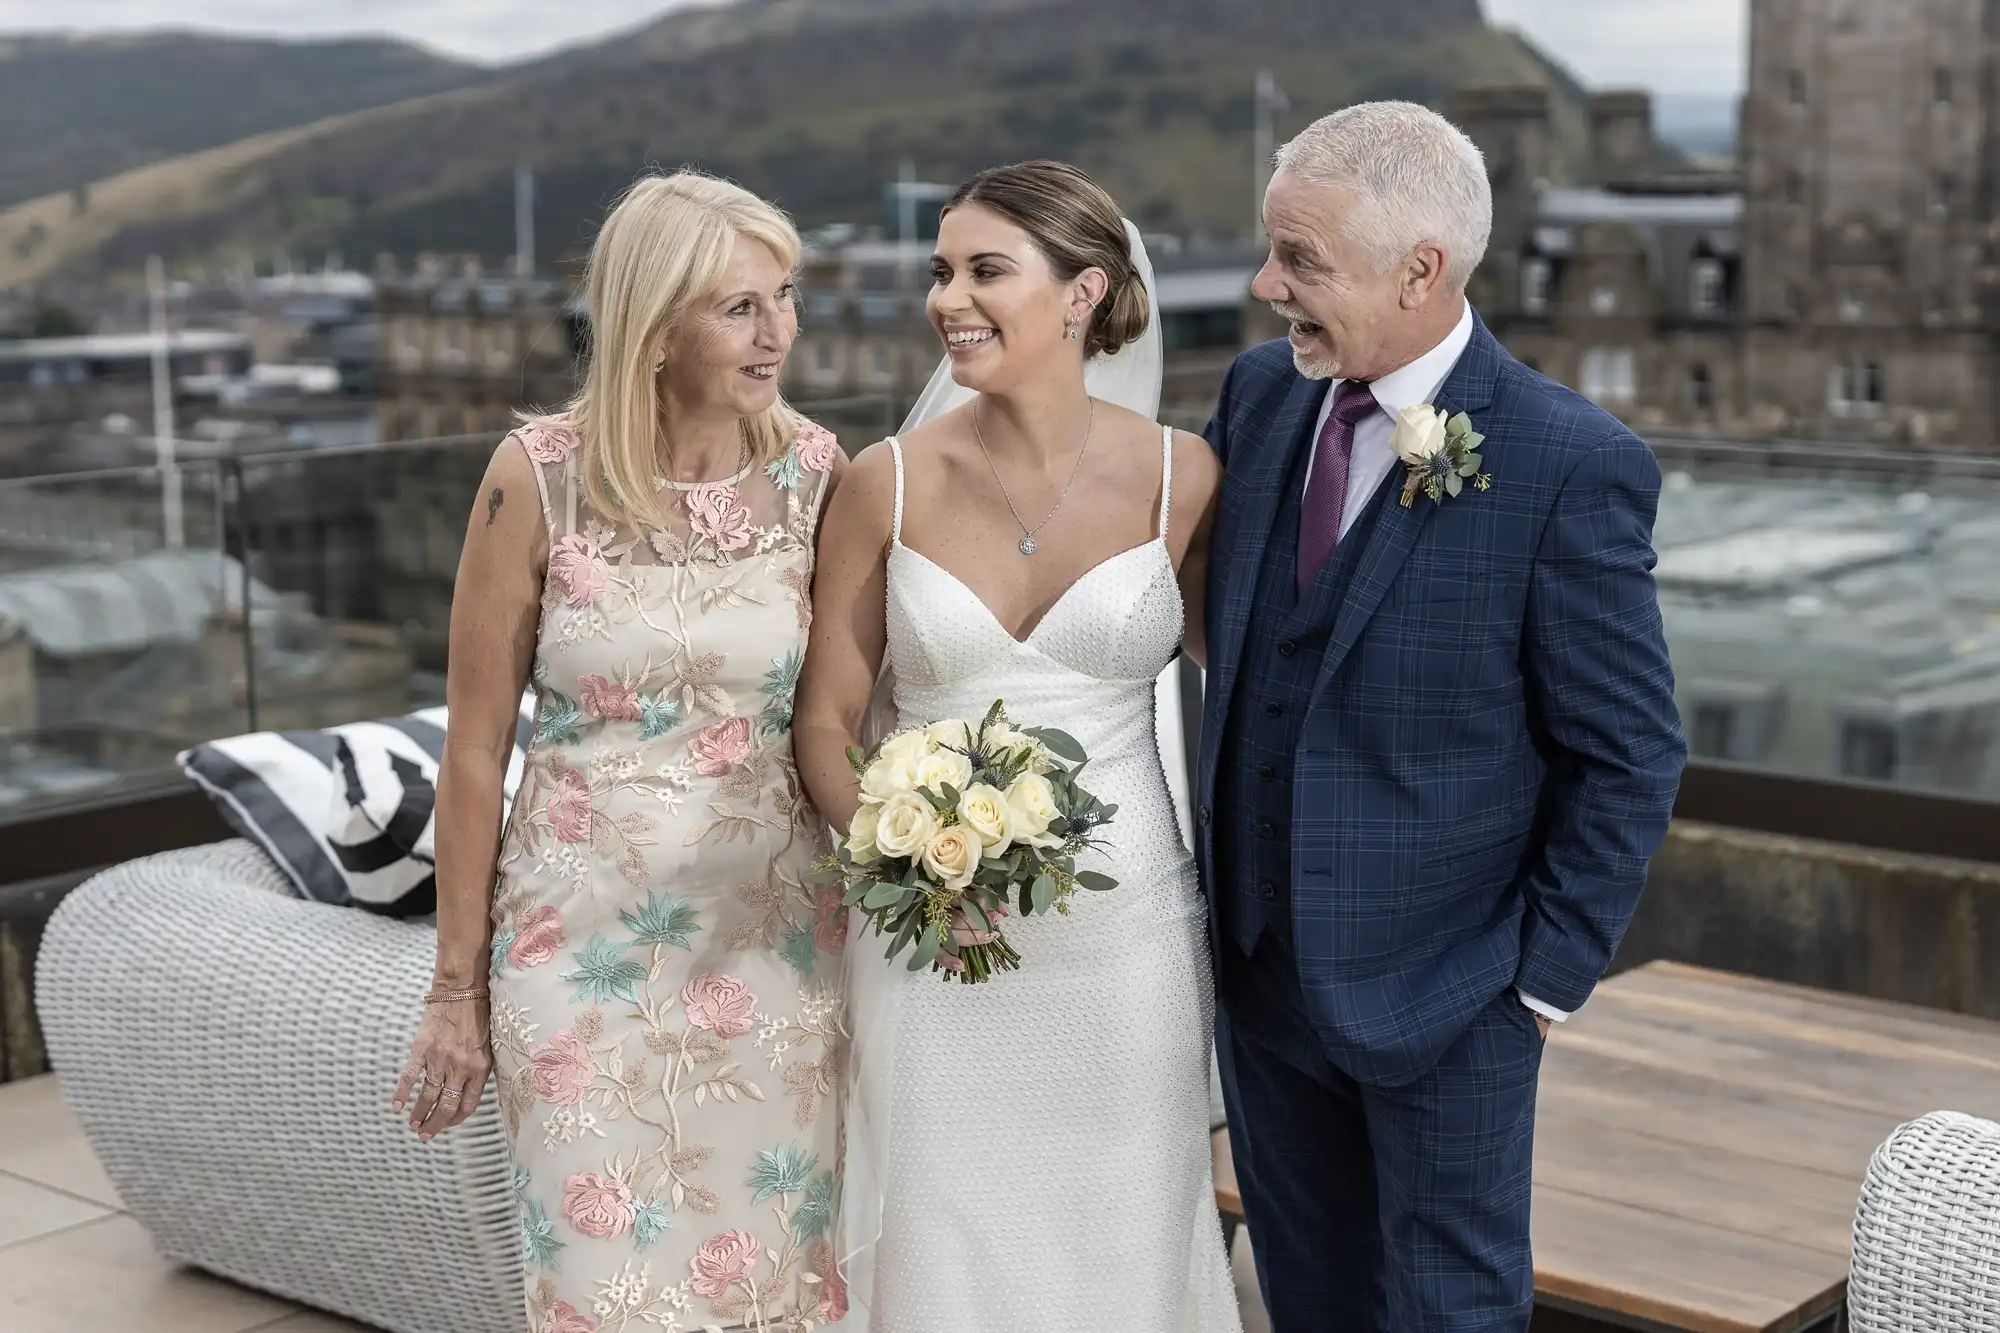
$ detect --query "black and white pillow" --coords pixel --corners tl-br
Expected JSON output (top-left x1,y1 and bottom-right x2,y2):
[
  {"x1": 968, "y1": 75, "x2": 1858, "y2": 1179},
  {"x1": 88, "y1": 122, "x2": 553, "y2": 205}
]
[{"x1": 178, "y1": 695, "x2": 535, "y2": 916}]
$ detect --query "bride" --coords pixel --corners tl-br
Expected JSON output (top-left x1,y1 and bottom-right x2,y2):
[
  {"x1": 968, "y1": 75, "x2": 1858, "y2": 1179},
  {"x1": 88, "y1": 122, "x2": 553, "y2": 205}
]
[{"x1": 794, "y1": 159, "x2": 1240, "y2": 1331}]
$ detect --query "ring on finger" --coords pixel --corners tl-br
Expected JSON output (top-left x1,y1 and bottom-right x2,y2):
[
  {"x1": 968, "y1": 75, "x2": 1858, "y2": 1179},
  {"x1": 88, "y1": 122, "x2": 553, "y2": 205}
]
[{"x1": 440, "y1": 1088, "x2": 462, "y2": 1102}]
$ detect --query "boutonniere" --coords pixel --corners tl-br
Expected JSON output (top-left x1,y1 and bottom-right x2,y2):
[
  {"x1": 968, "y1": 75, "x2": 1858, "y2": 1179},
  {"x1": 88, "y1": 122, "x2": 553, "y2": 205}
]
[{"x1": 1391, "y1": 405, "x2": 1492, "y2": 508}]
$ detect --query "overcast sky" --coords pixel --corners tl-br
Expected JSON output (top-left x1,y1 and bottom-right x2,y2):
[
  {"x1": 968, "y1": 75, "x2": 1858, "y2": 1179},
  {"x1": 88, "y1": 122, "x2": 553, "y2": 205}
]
[{"x1": 0, "y1": 0, "x2": 1748, "y2": 93}]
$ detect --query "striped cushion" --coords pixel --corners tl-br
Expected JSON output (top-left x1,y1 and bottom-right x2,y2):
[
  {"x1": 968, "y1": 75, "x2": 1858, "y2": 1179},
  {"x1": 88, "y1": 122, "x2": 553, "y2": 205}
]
[{"x1": 178, "y1": 696, "x2": 534, "y2": 915}]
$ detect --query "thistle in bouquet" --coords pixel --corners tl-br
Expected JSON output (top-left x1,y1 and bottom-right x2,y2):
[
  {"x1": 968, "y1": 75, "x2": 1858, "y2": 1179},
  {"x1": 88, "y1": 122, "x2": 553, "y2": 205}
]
[{"x1": 811, "y1": 700, "x2": 1119, "y2": 983}]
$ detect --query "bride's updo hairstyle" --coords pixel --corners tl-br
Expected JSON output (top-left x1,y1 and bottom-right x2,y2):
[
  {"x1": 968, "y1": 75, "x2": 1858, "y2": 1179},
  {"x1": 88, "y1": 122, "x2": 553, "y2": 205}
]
[{"x1": 945, "y1": 160, "x2": 1150, "y2": 358}]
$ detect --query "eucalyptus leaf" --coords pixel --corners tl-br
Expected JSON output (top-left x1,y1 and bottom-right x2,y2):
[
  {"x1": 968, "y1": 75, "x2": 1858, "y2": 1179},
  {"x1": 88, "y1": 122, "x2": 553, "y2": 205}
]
[
  {"x1": 1447, "y1": 411, "x2": 1472, "y2": 434},
  {"x1": 861, "y1": 881, "x2": 907, "y2": 911},
  {"x1": 886, "y1": 909, "x2": 922, "y2": 958},
  {"x1": 1075, "y1": 870, "x2": 1118, "y2": 893},
  {"x1": 842, "y1": 882, "x2": 874, "y2": 908},
  {"x1": 962, "y1": 899, "x2": 991, "y2": 934},
  {"x1": 1464, "y1": 431, "x2": 1485, "y2": 449},
  {"x1": 909, "y1": 925, "x2": 942, "y2": 971},
  {"x1": 1031, "y1": 875, "x2": 1056, "y2": 914},
  {"x1": 1028, "y1": 727, "x2": 1087, "y2": 762},
  {"x1": 1446, "y1": 472, "x2": 1464, "y2": 498}
]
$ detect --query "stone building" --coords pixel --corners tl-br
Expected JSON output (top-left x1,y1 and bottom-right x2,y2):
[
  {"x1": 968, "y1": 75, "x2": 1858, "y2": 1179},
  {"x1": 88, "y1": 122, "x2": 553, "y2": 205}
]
[
  {"x1": 373, "y1": 256, "x2": 585, "y2": 443},
  {"x1": 1464, "y1": 0, "x2": 2000, "y2": 454}
]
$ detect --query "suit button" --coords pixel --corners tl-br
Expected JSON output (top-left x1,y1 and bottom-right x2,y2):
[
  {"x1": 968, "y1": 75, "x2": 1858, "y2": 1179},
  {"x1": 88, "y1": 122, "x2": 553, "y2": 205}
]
[
  {"x1": 1257, "y1": 880, "x2": 1277, "y2": 900},
  {"x1": 1265, "y1": 701, "x2": 1285, "y2": 718},
  {"x1": 1278, "y1": 641, "x2": 1298, "y2": 658},
  {"x1": 1257, "y1": 821, "x2": 1276, "y2": 840},
  {"x1": 1197, "y1": 806, "x2": 1211, "y2": 827},
  {"x1": 1257, "y1": 764, "x2": 1275, "y2": 780}
]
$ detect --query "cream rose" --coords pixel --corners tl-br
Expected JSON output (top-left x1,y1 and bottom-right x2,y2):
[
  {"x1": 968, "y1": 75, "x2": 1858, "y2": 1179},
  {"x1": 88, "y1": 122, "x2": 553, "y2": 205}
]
[
  {"x1": 1389, "y1": 403, "x2": 1449, "y2": 466},
  {"x1": 956, "y1": 782, "x2": 1014, "y2": 854},
  {"x1": 846, "y1": 801, "x2": 882, "y2": 861},
  {"x1": 1006, "y1": 772, "x2": 1064, "y2": 847},
  {"x1": 924, "y1": 719, "x2": 972, "y2": 751},
  {"x1": 874, "y1": 792, "x2": 939, "y2": 860},
  {"x1": 912, "y1": 745, "x2": 974, "y2": 796},
  {"x1": 861, "y1": 731, "x2": 929, "y2": 801},
  {"x1": 981, "y1": 723, "x2": 1049, "y2": 771},
  {"x1": 921, "y1": 825, "x2": 981, "y2": 889}
]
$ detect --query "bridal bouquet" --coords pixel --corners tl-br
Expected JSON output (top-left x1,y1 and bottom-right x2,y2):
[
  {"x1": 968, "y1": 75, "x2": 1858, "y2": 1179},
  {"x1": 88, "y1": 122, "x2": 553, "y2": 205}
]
[{"x1": 813, "y1": 700, "x2": 1118, "y2": 983}]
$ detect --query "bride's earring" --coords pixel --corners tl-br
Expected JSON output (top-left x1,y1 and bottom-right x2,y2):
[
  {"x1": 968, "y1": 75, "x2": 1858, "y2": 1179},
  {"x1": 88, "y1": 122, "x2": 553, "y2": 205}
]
[{"x1": 1065, "y1": 316, "x2": 1081, "y2": 342}]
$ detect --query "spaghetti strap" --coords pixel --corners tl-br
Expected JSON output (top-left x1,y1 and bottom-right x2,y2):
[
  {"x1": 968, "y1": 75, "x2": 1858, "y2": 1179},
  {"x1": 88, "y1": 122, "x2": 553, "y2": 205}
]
[
  {"x1": 514, "y1": 431, "x2": 556, "y2": 530},
  {"x1": 887, "y1": 437, "x2": 905, "y2": 543},
  {"x1": 1156, "y1": 423, "x2": 1174, "y2": 542}
]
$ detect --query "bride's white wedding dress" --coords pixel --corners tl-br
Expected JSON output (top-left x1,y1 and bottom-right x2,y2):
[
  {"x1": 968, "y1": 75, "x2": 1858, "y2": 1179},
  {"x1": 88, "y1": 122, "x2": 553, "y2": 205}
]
[{"x1": 839, "y1": 426, "x2": 1241, "y2": 1332}]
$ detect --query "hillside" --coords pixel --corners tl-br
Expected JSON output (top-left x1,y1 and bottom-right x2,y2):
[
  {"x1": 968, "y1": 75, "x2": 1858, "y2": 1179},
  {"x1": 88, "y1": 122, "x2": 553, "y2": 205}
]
[
  {"x1": 0, "y1": 30, "x2": 492, "y2": 211},
  {"x1": 0, "y1": 0, "x2": 1603, "y2": 287}
]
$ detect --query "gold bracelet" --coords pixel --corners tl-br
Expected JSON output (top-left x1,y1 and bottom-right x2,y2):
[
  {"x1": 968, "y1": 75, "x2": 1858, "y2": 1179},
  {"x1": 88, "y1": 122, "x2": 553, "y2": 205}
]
[{"x1": 424, "y1": 986, "x2": 490, "y2": 1005}]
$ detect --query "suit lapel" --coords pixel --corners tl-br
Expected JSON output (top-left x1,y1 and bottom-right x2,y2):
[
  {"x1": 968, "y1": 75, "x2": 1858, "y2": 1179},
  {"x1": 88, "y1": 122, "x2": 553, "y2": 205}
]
[
  {"x1": 1207, "y1": 371, "x2": 1327, "y2": 723},
  {"x1": 1310, "y1": 315, "x2": 1506, "y2": 699}
]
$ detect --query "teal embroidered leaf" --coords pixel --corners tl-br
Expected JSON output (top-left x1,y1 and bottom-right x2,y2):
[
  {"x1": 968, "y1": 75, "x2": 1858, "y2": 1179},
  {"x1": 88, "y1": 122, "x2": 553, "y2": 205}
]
[
  {"x1": 535, "y1": 690, "x2": 584, "y2": 746},
  {"x1": 779, "y1": 923, "x2": 818, "y2": 977},
  {"x1": 632, "y1": 1196, "x2": 672, "y2": 1249},
  {"x1": 520, "y1": 1196, "x2": 566, "y2": 1270},
  {"x1": 511, "y1": 1166, "x2": 532, "y2": 1198},
  {"x1": 621, "y1": 891, "x2": 700, "y2": 950},
  {"x1": 489, "y1": 927, "x2": 516, "y2": 976},
  {"x1": 747, "y1": 1143, "x2": 818, "y2": 1204},
  {"x1": 791, "y1": 1170, "x2": 836, "y2": 1242},
  {"x1": 765, "y1": 449, "x2": 804, "y2": 492},
  {"x1": 757, "y1": 650, "x2": 803, "y2": 737},
  {"x1": 637, "y1": 693, "x2": 680, "y2": 742},
  {"x1": 561, "y1": 933, "x2": 647, "y2": 1005}
]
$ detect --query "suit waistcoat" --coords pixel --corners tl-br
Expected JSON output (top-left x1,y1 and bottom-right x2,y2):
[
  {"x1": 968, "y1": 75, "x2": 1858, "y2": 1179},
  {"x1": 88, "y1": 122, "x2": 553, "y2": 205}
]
[{"x1": 1215, "y1": 419, "x2": 1397, "y2": 956}]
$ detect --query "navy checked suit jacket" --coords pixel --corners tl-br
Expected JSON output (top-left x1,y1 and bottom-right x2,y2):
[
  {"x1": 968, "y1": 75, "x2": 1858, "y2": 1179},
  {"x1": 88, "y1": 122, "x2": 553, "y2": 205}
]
[{"x1": 1198, "y1": 316, "x2": 1687, "y2": 1086}]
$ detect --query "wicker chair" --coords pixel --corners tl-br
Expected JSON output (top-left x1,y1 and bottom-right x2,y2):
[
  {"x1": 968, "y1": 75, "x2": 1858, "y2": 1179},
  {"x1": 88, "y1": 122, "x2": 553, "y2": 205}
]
[
  {"x1": 1849, "y1": 1110, "x2": 2000, "y2": 1332},
  {"x1": 35, "y1": 840, "x2": 523, "y2": 1333}
]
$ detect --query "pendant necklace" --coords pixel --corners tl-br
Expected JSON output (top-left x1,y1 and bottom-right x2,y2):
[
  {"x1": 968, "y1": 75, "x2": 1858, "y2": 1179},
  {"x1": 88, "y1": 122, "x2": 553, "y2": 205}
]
[{"x1": 972, "y1": 399, "x2": 1096, "y2": 556}]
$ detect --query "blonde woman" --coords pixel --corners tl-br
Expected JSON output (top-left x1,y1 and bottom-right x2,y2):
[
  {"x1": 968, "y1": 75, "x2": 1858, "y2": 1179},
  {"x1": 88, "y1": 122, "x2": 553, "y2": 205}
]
[{"x1": 393, "y1": 171, "x2": 850, "y2": 1332}]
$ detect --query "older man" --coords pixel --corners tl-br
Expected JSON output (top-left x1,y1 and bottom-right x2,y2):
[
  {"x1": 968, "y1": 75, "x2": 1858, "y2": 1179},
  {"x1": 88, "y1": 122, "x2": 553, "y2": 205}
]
[{"x1": 1197, "y1": 102, "x2": 1686, "y2": 1330}]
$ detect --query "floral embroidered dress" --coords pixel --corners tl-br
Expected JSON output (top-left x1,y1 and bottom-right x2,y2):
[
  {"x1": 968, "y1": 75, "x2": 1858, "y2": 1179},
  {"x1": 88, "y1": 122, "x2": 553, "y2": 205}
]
[{"x1": 489, "y1": 415, "x2": 847, "y2": 1333}]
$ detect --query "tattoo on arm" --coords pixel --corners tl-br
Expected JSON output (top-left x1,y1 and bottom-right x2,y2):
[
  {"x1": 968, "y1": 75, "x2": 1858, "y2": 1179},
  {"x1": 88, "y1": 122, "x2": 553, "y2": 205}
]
[{"x1": 486, "y1": 487, "x2": 504, "y2": 527}]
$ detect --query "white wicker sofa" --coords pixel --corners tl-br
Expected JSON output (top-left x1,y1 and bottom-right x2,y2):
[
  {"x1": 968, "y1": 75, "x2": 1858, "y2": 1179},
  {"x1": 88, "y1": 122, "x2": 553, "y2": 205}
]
[{"x1": 36, "y1": 839, "x2": 523, "y2": 1333}]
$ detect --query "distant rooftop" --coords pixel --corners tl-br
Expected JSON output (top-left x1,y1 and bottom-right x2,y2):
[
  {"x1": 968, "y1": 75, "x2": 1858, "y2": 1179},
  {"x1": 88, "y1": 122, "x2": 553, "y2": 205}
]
[
  {"x1": 1537, "y1": 187, "x2": 1743, "y2": 227},
  {"x1": 0, "y1": 331, "x2": 249, "y2": 363}
]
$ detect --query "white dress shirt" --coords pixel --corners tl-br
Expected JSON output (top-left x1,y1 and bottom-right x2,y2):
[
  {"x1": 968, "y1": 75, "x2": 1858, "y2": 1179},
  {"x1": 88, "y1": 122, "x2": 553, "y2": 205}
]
[{"x1": 1299, "y1": 300, "x2": 1570, "y2": 1026}]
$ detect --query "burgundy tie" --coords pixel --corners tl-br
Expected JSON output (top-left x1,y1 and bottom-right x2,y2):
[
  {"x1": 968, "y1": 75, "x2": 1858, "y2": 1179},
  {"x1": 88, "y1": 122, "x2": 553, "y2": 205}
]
[{"x1": 1296, "y1": 380, "x2": 1378, "y2": 597}]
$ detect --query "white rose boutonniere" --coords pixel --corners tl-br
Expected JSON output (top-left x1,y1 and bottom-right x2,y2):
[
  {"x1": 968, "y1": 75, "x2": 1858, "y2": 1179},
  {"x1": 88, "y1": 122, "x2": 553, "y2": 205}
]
[{"x1": 1390, "y1": 404, "x2": 1492, "y2": 508}]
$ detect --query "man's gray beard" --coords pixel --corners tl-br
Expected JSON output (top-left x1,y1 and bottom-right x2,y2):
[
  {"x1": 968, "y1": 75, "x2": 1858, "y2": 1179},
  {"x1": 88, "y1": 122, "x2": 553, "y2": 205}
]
[{"x1": 1291, "y1": 348, "x2": 1339, "y2": 380}]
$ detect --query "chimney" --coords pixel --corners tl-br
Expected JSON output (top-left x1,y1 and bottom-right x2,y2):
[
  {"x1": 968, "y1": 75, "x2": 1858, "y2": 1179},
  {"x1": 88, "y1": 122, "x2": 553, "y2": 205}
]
[{"x1": 1589, "y1": 91, "x2": 1654, "y2": 188}]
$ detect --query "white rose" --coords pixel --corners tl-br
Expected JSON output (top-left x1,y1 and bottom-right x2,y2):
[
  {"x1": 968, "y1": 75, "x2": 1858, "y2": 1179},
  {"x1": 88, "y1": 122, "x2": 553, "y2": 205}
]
[
  {"x1": 861, "y1": 731, "x2": 929, "y2": 801},
  {"x1": 845, "y1": 801, "x2": 882, "y2": 861},
  {"x1": 956, "y1": 782, "x2": 1014, "y2": 854},
  {"x1": 873, "y1": 792, "x2": 939, "y2": 861},
  {"x1": 921, "y1": 825, "x2": 981, "y2": 890},
  {"x1": 1389, "y1": 404, "x2": 1449, "y2": 466},
  {"x1": 1005, "y1": 772, "x2": 1064, "y2": 847},
  {"x1": 924, "y1": 719, "x2": 972, "y2": 751},
  {"x1": 981, "y1": 723, "x2": 1049, "y2": 770},
  {"x1": 913, "y1": 745, "x2": 974, "y2": 796}
]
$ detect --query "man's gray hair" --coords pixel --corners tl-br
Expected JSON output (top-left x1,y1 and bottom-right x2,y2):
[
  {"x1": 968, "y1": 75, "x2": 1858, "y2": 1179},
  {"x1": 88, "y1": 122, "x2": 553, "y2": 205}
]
[{"x1": 1272, "y1": 101, "x2": 1492, "y2": 292}]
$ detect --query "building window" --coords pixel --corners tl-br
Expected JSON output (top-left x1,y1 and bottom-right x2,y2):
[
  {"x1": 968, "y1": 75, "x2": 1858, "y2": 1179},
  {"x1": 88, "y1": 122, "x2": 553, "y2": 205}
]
[
  {"x1": 1691, "y1": 703, "x2": 1739, "y2": 761},
  {"x1": 813, "y1": 341, "x2": 837, "y2": 375},
  {"x1": 871, "y1": 344, "x2": 895, "y2": 380},
  {"x1": 1521, "y1": 258, "x2": 1552, "y2": 316},
  {"x1": 1589, "y1": 286, "x2": 1619, "y2": 316},
  {"x1": 1787, "y1": 70, "x2": 1807, "y2": 106},
  {"x1": 1689, "y1": 258, "x2": 1726, "y2": 317},
  {"x1": 1840, "y1": 719, "x2": 1899, "y2": 782},
  {"x1": 1580, "y1": 348, "x2": 1636, "y2": 406},
  {"x1": 1862, "y1": 359, "x2": 1884, "y2": 404},
  {"x1": 1161, "y1": 308, "x2": 1245, "y2": 354},
  {"x1": 1930, "y1": 172, "x2": 1956, "y2": 219},
  {"x1": 1935, "y1": 68, "x2": 1953, "y2": 104},
  {"x1": 1829, "y1": 359, "x2": 1886, "y2": 414},
  {"x1": 1689, "y1": 363, "x2": 1713, "y2": 410},
  {"x1": 1785, "y1": 171, "x2": 1805, "y2": 206}
]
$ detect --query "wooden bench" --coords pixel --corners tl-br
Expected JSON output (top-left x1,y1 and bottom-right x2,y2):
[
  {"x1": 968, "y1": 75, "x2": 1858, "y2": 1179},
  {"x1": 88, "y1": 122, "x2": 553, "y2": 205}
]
[{"x1": 1211, "y1": 961, "x2": 2000, "y2": 1333}]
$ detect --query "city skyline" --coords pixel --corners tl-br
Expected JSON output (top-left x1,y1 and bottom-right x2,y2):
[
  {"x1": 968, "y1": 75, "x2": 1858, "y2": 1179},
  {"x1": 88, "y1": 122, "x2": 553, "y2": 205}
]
[{"x1": 1, "y1": 0, "x2": 1748, "y2": 93}]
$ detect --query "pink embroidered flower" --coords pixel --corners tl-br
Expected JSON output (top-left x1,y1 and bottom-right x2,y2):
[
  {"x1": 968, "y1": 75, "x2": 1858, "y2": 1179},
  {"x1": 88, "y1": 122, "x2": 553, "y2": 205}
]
[
  {"x1": 516, "y1": 420, "x2": 579, "y2": 464},
  {"x1": 577, "y1": 674, "x2": 643, "y2": 722},
  {"x1": 547, "y1": 769, "x2": 593, "y2": 843},
  {"x1": 542, "y1": 1300, "x2": 598, "y2": 1333},
  {"x1": 818, "y1": 1269, "x2": 849, "y2": 1322},
  {"x1": 549, "y1": 532, "x2": 608, "y2": 608},
  {"x1": 689, "y1": 1228, "x2": 760, "y2": 1298},
  {"x1": 795, "y1": 422, "x2": 840, "y2": 473},
  {"x1": 562, "y1": 1170, "x2": 636, "y2": 1240},
  {"x1": 529, "y1": 1031, "x2": 594, "y2": 1106},
  {"x1": 813, "y1": 884, "x2": 848, "y2": 954},
  {"x1": 685, "y1": 482, "x2": 753, "y2": 553},
  {"x1": 690, "y1": 717, "x2": 753, "y2": 777},
  {"x1": 509, "y1": 905, "x2": 568, "y2": 968},
  {"x1": 682, "y1": 972, "x2": 757, "y2": 1037}
]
